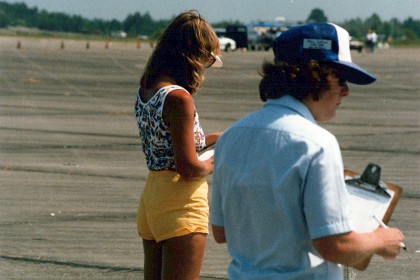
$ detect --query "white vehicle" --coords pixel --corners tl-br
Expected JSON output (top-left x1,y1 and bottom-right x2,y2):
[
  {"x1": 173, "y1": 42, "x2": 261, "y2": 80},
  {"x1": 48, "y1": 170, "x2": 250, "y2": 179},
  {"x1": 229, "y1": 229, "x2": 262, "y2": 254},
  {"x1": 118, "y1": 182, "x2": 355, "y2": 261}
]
[
  {"x1": 218, "y1": 36, "x2": 236, "y2": 51},
  {"x1": 349, "y1": 37, "x2": 364, "y2": 52}
]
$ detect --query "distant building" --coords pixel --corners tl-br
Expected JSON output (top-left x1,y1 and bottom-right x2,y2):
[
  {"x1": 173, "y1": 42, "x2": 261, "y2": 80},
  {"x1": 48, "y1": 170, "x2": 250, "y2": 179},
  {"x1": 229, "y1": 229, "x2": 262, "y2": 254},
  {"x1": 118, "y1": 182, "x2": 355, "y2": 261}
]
[{"x1": 111, "y1": 31, "x2": 127, "y2": 38}]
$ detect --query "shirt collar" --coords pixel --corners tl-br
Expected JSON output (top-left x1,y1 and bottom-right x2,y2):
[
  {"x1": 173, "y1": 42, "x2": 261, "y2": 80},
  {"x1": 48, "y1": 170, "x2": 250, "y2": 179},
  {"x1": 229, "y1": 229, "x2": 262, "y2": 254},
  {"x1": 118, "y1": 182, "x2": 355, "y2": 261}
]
[{"x1": 264, "y1": 95, "x2": 316, "y2": 124}]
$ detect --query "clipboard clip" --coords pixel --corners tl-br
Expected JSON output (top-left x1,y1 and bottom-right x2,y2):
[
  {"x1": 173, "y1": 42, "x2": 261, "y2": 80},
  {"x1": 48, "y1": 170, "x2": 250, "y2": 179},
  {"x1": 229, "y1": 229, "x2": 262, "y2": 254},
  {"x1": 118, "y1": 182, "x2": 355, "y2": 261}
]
[{"x1": 345, "y1": 163, "x2": 390, "y2": 197}]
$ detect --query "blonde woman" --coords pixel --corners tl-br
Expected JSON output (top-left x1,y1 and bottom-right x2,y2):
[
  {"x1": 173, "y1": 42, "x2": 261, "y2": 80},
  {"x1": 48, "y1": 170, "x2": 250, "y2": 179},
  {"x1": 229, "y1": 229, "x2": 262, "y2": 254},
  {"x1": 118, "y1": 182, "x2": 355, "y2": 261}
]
[{"x1": 134, "y1": 10, "x2": 222, "y2": 279}]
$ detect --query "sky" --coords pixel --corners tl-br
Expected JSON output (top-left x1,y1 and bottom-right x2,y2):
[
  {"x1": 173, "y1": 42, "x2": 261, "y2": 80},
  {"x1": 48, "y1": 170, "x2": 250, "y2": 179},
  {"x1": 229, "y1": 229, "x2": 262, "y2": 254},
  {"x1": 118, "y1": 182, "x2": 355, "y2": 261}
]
[{"x1": 3, "y1": 0, "x2": 420, "y2": 24}]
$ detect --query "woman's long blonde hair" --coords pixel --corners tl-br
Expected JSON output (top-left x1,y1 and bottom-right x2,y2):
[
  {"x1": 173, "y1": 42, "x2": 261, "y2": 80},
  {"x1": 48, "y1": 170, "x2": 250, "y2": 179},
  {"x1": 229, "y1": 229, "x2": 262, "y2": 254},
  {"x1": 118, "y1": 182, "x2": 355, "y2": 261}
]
[{"x1": 140, "y1": 10, "x2": 220, "y2": 95}]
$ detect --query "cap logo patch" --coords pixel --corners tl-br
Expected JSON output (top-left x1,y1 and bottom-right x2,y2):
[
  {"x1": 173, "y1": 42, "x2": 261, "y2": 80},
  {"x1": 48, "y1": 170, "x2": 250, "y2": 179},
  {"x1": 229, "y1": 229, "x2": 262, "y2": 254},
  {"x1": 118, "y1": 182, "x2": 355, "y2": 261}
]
[{"x1": 303, "y1": 39, "x2": 332, "y2": 50}]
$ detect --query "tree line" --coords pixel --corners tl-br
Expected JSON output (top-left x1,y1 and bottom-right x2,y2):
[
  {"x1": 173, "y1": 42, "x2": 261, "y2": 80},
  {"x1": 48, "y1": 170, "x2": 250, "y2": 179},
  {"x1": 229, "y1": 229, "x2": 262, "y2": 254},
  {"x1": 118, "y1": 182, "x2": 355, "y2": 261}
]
[
  {"x1": 0, "y1": 2, "x2": 171, "y2": 39},
  {"x1": 1, "y1": 2, "x2": 419, "y2": 44},
  {"x1": 291, "y1": 8, "x2": 419, "y2": 44}
]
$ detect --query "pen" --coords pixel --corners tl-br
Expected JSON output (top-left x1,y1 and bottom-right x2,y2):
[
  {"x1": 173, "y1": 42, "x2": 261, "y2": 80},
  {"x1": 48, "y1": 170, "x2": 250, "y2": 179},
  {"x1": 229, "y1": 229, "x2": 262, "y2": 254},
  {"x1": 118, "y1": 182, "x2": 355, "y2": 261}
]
[{"x1": 373, "y1": 215, "x2": 406, "y2": 250}]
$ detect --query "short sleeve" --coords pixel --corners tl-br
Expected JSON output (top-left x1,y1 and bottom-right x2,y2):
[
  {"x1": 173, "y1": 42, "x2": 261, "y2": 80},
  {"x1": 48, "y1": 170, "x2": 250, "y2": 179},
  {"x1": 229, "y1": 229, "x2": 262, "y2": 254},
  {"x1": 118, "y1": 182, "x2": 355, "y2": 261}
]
[
  {"x1": 303, "y1": 140, "x2": 352, "y2": 239},
  {"x1": 210, "y1": 144, "x2": 224, "y2": 227}
]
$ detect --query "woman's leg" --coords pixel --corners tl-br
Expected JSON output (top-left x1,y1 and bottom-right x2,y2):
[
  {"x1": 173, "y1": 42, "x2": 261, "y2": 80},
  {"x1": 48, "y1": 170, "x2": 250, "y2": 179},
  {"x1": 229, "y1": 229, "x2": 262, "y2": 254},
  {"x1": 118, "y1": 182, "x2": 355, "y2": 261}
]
[
  {"x1": 142, "y1": 239, "x2": 163, "y2": 280},
  {"x1": 161, "y1": 233, "x2": 207, "y2": 280}
]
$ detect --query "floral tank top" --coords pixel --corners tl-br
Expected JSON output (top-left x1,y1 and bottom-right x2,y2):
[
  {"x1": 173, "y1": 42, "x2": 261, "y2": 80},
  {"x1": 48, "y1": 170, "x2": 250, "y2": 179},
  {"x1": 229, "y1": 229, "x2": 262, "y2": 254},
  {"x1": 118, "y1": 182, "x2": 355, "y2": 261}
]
[{"x1": 134, "y1": 85, "x2": 206, "y2": 171}]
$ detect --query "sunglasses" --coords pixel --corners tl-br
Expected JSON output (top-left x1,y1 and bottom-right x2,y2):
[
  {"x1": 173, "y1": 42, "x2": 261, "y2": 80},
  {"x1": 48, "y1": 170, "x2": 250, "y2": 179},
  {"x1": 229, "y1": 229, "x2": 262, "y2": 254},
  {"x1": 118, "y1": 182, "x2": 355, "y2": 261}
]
[
  {"x1": 338, "y1": 77, "x2": 347, "y2": 87},
  {"x1": 331, "y1": 70, "x2": 347, "y2": 87},
  {"x1": 205, "y1": 54, "x2": 217, "y2": 68}
]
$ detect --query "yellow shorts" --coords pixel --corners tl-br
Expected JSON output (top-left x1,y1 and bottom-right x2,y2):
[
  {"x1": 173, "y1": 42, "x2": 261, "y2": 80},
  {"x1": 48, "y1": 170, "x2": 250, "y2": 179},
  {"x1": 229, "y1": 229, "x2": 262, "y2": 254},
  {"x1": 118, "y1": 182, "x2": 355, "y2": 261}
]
[{"x1": 137, "y1": 170, "x2": 209, "y2": 243}]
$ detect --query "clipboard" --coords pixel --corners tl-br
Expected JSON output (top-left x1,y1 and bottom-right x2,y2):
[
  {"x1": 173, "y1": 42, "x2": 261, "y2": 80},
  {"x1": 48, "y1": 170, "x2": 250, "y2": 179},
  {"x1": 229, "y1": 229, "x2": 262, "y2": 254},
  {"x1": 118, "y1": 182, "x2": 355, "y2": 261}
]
[
  {"x1": 344, "y1": 163, "x2": 402, "y2": 270},
  {"x1": 345, "y1": 163, "x2": 402, "y2": 229},
  {"x1": 198, "y1": 144, "x2": 215, "y2": 161}
]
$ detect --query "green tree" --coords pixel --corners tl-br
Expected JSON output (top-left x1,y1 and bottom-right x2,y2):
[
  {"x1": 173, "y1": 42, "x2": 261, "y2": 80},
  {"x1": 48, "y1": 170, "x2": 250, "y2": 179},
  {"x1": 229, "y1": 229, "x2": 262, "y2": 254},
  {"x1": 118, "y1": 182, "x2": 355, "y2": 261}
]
[
  {"x1": 123, "y1": 12, "x2": 139, "y2": 35},
  {"x1": 0, "y1": 1, "x2": 418, "y2": 44},
  {"x1": 342, "y1": 17, "x2": 365, "y2": 40},
  {"x1": 388, "y1": 19, "x2": 401, "y2": 38},
  {"x1": 68, "y1": 15, "x2": 84, "y2": 33},
  {"x1": 36, "y1": 10, "x2": 51, "y2": 30},
  {"x1": 0, "y1": 9, "x2": 9, "y2": 27},
  {"x1": 403, "y1": 17, "x2": 420, "y2": 39},
  {"x1": 364, "y1": 13, "x2": 382, "y2": 34},
  {"x1": 108, "y1": 19, "x2": 122, "y2": 33},
  {"x1": 306, "y1": 8, "x2": 328, "y2": 23}
]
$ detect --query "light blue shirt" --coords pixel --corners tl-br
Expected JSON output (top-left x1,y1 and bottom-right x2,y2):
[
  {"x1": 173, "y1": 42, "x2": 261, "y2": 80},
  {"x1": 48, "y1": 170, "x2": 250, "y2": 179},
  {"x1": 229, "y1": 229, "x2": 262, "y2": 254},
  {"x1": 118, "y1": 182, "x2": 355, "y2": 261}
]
[{"x1": 211, "y1": 95, "x2": 352, "y2": 280}]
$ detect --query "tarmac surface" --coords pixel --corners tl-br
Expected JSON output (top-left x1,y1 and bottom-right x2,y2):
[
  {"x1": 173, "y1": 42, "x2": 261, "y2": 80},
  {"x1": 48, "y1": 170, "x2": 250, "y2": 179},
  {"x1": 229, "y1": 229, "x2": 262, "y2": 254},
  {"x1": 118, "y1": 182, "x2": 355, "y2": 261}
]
[{"x1": 0, "y1": 37, "x2": 419, "y2": 279}]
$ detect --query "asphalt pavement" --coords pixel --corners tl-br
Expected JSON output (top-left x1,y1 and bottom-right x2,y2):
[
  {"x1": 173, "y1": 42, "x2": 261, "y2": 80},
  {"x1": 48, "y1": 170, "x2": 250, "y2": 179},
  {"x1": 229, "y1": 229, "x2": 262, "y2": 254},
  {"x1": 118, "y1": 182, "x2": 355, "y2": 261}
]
[{"x1": 1, "y1": 37, "x2": 419, "y2": 279}]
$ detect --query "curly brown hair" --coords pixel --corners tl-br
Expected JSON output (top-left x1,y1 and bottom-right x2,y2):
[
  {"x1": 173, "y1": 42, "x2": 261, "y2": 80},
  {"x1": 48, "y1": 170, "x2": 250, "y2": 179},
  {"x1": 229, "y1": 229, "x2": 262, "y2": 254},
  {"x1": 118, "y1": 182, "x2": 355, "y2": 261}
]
[
  {"x1": 259, "y1": 60, "x2": 339, "y2": 102},
  {"x1": 140, "y1": 10, "x2": 220, "y2": 95}
]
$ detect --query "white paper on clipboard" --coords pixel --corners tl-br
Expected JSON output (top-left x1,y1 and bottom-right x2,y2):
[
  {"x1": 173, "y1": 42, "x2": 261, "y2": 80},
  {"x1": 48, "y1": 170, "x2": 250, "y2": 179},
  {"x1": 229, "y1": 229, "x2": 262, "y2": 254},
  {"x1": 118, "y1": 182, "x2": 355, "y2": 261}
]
[
  {"x1": 198, "y1": 149, "x2": 214, "y2": 161},
  {"x1": 346, "y1": 179, "x2": 395, "y2": 233},
  {"x1": 198, "y1": 144, "x2": 215, "y2": 161}
]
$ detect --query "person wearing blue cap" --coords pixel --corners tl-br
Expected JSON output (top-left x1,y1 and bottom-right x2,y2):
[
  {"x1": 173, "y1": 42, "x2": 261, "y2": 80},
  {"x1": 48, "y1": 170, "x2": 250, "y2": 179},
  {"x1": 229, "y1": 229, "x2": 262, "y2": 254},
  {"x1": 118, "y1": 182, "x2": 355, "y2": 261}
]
[{"x1": 210, "y1": 23, "x2": 404, "y2": 279}]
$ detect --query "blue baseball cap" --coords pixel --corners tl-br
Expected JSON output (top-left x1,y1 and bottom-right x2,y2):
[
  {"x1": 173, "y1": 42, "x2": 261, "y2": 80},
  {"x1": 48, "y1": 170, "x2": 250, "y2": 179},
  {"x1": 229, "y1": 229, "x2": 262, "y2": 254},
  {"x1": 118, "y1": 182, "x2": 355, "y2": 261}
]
[{"x1": 273, "y1": 23, "x2": 376, "y2": 85}]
